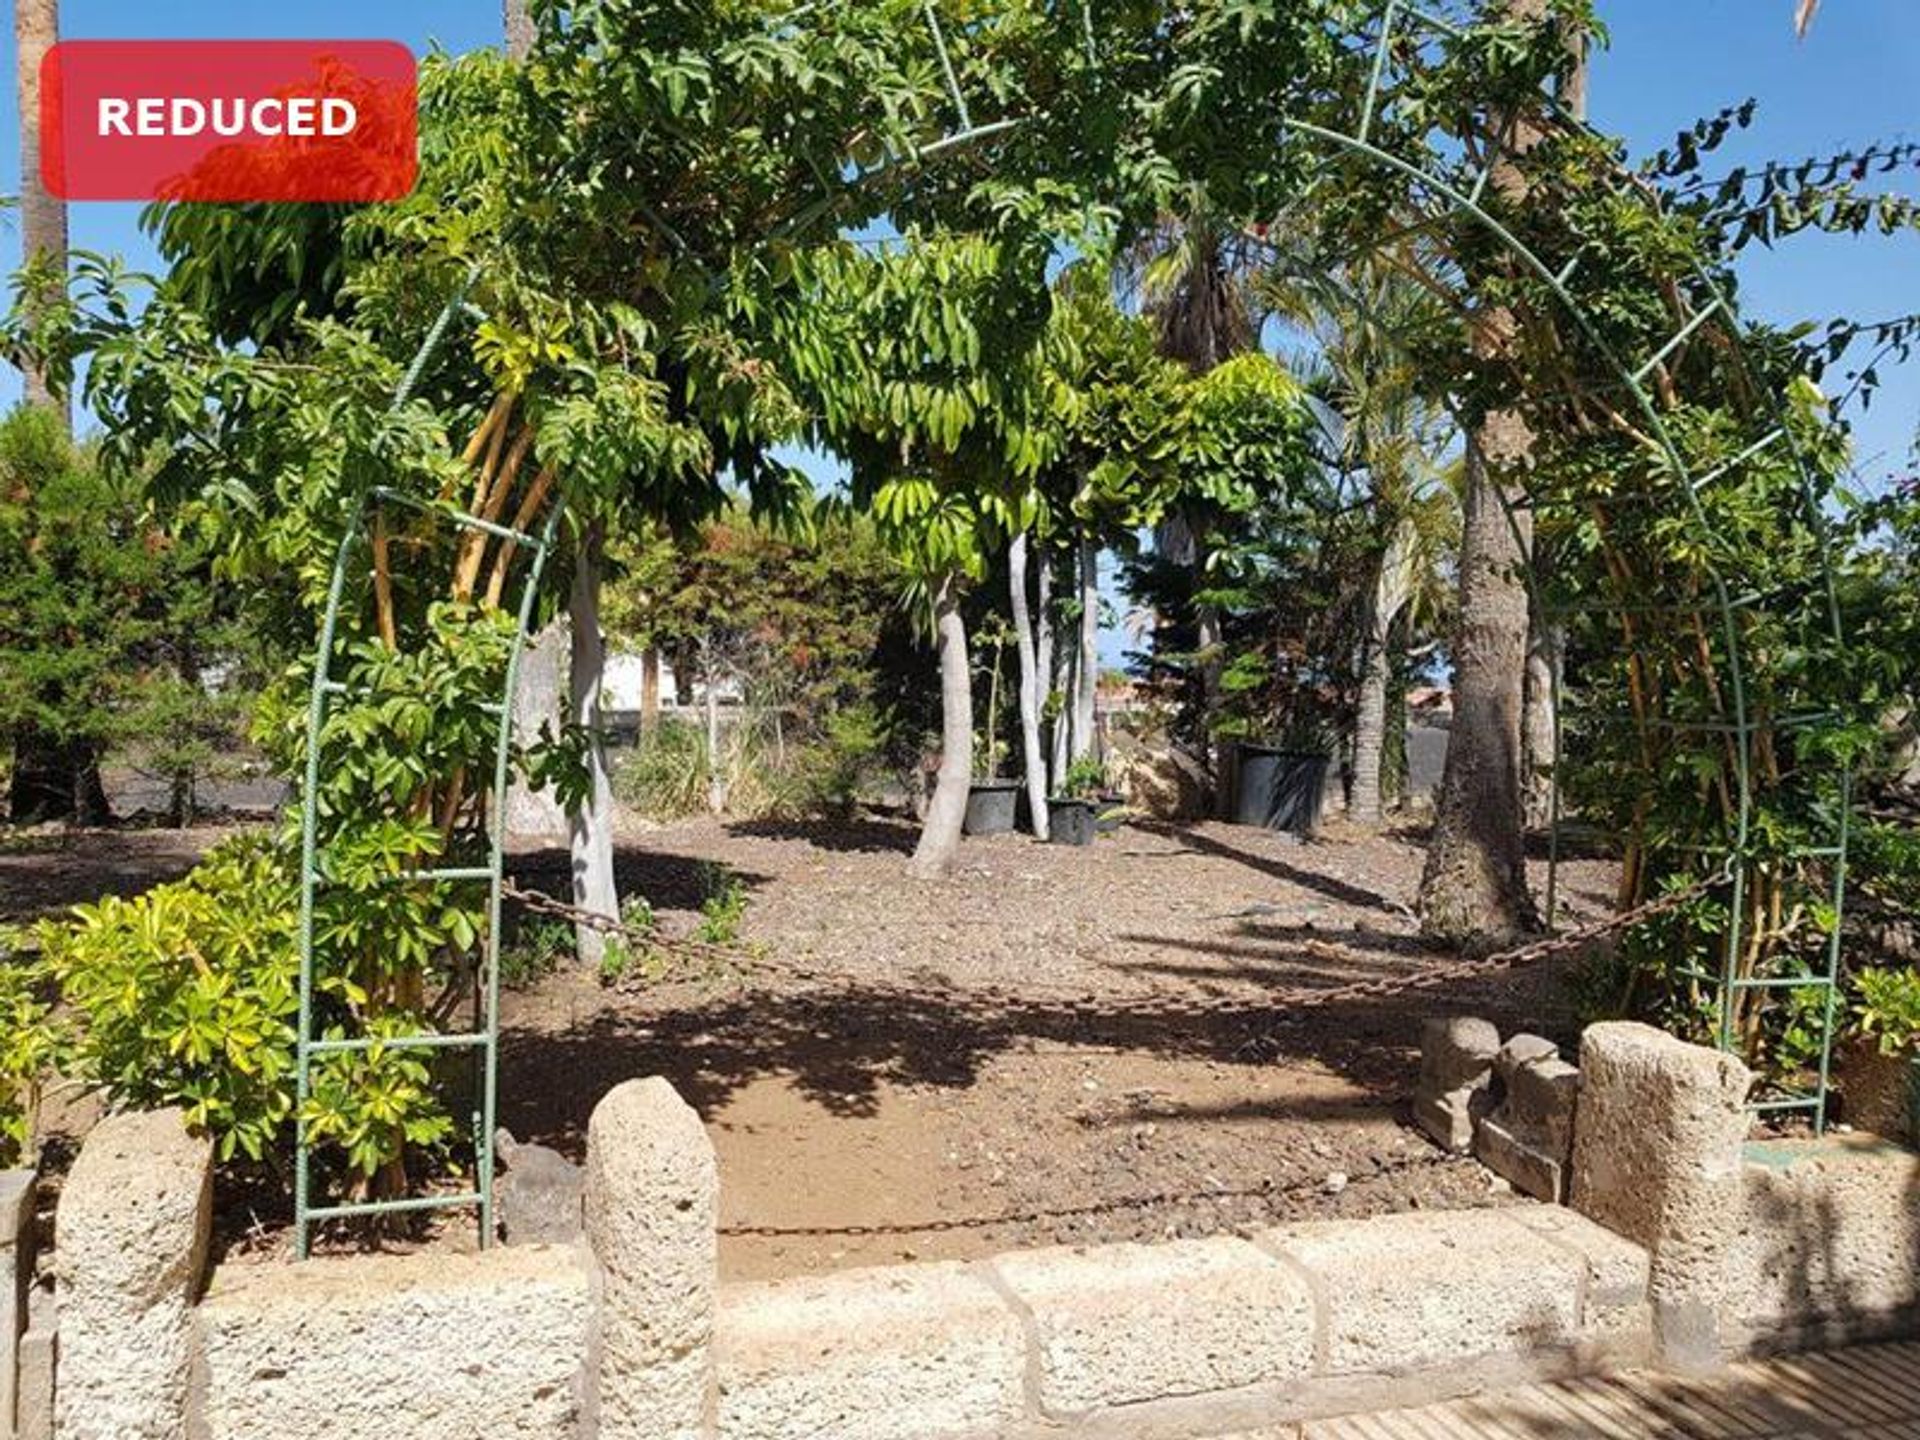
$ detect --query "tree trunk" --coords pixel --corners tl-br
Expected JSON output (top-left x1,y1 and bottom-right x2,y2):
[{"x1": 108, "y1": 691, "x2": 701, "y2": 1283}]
[
  {"x1": 1009, "y1": 530, "x2": 1049, "y2": 839},
  {"x1": 567, "y1": 522, "x2": 620, "y2": 964},
  {"x1": 1417, "y1": 0, "x2": 1547, "y2": 948},
  {"x1": 1038, "y1": 555, "x2": 1062, "y2": 792},
  {"x1": 1522, "y1": 613, "x2": 1561, "y2": 831},
  {"x1": 503, "y1": 0, "x2": 534, "y2": 59},
  {"x1": 1071, "y1": 537, "x2": 1098, "y2": 764},
  {"x1": 8, "y1": 734, "x2": 107, "y2": 825},
  {"x1": 15, "y1": 0, "x2": 65, "y2": 424},
  {"x1": 640, "y1": 647, "x2": 661, "y2": 739},
  {"x1": 1350, "y1": 608, "x2": 1391, "y2": 828},
  {"x1": 1418, "y1": 430, "x2": 1539, "y2": 947},
  {"x1": 704, "y1": 652, "x2": 726, "y2": 814},
  {"x1": 504, "y1": 619, "x2": 570, "y2": 841},
  {"x1": 909, "y1": 572, "x2": 972, "y2": 878}
]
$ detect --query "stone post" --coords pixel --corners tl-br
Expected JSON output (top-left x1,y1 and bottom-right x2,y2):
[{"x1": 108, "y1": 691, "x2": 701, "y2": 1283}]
[
  {"x1": 584, "y1": 1078, "x2": 718, "y2": 1440},
  {"x1": 2, "y1": 1170, "x2": 34, "y2": 1439},
  {"x1": 54, "y1": 1109, "x2": 211, "y2": 1439},
  {"x1": 1570, "y1": 1022, "x2": 1750, "y2": 1371}
]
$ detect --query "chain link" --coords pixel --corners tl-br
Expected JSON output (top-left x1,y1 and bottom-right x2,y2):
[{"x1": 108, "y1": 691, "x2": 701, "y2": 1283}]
[{"x1": 500, "y1": 865, "x2": 1728, "y2": 1014}]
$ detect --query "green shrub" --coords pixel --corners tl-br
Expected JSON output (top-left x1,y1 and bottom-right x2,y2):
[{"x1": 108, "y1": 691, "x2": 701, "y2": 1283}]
[
  {"x1": 0, "y1": 929, "x2": 64, "y2": 1168},
  {"x1": 1854, "y1": 966, "x2": 1920, "y2": 1056},
  {"x1": 36, "y1": 835, "x2": 453, "y2": 1174},
  {"x1": 696, "y1": 862, "x2": 748, "y2": 945}
]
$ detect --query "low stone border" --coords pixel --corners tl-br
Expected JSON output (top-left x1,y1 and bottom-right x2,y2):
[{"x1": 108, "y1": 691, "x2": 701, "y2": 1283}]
[{"x1": 27, "y1": 1021, "x2": 1920, "y2": 1440}]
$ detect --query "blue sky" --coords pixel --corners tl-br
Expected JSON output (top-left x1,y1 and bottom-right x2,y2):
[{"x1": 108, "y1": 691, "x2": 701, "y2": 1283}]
[{"x1": 2, "y1": 2, "x2": 1916, "y2": 486}]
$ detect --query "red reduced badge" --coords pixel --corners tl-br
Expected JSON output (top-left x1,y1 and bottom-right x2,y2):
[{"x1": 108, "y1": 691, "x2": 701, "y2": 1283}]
[{"x1": 42, "y1": 40, "x2": 418, "y2": 203}]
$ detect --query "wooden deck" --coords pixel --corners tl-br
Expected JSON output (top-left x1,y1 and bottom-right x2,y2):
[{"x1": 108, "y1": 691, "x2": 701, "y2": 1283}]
[{"x1": 1299, "y1": 1343, "x2": 1920, "y2": 1439}]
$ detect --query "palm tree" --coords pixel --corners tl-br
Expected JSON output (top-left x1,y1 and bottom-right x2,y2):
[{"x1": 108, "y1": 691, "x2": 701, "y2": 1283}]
[
  {"x1": 1123, "y1": 193, "x2": 1268, "y2": 806},
  {"x1": 1263, "y1": 259, "x2": 1458, "y2": 827}
]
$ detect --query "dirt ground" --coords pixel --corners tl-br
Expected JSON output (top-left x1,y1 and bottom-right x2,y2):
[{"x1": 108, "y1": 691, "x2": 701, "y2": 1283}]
[
  {"x1": 2, "y1": 806, "x2": 1618, "y2": 1282},
  {"x1": 498, "y1": 813, "x2": 1618, "y2": 1281}
]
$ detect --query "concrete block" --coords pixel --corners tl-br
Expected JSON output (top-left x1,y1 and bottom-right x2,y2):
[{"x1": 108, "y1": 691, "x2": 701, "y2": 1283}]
[
  {"x1": 1413, "y1": 1090, "x2": 1482, "y2": 1153},
  {"x1": 1474, "y1": 1058, "x2": 1579, "y2": 1201},
  {"x1": 1506, "y1": 1203, "x2": 1654, "y2": 1360},
  {"x1": 192, "y1": 1244, "x2": 591, "y2": 1440},
  {"x1": 1495, "y1": 1034, "x2": 1559, "y2": 1085},
  {"x1": 1729, "y1": 1136, "x2": 1920, "y2": 1346},
  {"x1": 1570, "y1": 1022, "x2": 1750, "y2": 1368},
  {"x1": 1261, "y1": 1208, "x2": 1589, "y2": 1375},
  {"x1": 583, "y1": 1077, "x2": 718, "y2": 1440},
  {"x1": 1415, "y1": 1017, "x2": 1499, "y2": 1153},
  {"x1": 715, "y1": 1260, "x2": 1026, "y2": 1440},
  {"x1": 1473, "y1": 1116, "x2": 1566, "y2": 1203},
  {"x1": 2, "y1": 1170, "x2": 34, "y2": 1440},
  {"x1": 55, "y1": 1108, "x2": 211, "y2": 1440},
  {"x1": 15, "y1": 1287, "x2": 52, "y2": 1440},
  {"x1": 990, "y1": 1236, "x2": 1314, "y2": 1415},
  {"x1": 1418, "y1": 1017, "x2": 1500, "y2": 1094}
]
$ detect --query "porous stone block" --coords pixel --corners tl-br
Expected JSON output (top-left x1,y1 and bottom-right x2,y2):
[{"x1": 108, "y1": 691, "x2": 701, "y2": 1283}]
[
  {"x1": 1414, "y1": 1016, "x2": 1500, "y2": 1153},
  {"x1": 192, "y1": 1244, "x2": 592, "y2": 1440},
  {"x1": 1729, "y1": 1136, "x2": 1920, "y2": 1346},
  {"x1": 55, "y1": 1108, "x2": 210, "y2": 1440},
  {"x1": 494, "y1": 1129, "x2": 584, "y2": 1245},
  {"x1": 715, "y1": 1260, "x2": 1026, "y2": 1440},
  {"x1": 583, "y1": 1077, "x2": 718, "y2": 1440},
  {"x1": 2, "y1": 1169, "x2": 34, "y2": 1439},
  {"x1": 1570, "y1": 1021, "x2": 1750, "y2": 1369},
  {"x1": 1419, "y1": 1016, "x2": 1500, "y2": 1093},
  {"x1": 1507, "y1": 1203, "x2": 1654, "y2": 1361},
  {"x1": 1261, "y1": 1208, "x2": 1590, "y2": 1375},
  {"x1": 989, "y1": 1236, "x2": 1314, "y2": 1415},
  {"x1": 1474, "y1": 1058, "x2": 1580, "y2": 1202},
  {"x1": 1495, "y1": 1034, "x2": 1559, "y2": 1084},
  {"x1": 15, "y1": 1285, "x2": 53, "y2": 1440}
]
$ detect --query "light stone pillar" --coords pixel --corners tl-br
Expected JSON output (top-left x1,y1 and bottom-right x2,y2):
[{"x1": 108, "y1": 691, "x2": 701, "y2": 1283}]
[
  {"x1": 584, "y1": 1078, "x2": 717, "y2": 1440},
  {"x1": 54, "y1": 1109, "x2": 210, "y2": 1439},
  {"x1": 1570, "y1": 1021, "x2": 1750, "y2": 1371},
  {"x1": 2, "y1": 1170, "x2": 34, "y2": 1439}
]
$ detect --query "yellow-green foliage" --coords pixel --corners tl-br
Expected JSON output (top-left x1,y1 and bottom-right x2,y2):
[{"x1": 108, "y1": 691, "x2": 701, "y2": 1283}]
[{"x1": 34, "y1": 835, "x2": 450, "y2": 1173}]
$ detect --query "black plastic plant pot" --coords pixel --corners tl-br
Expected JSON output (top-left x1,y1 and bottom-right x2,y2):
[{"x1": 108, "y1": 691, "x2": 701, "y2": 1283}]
[
  {"x1": 1048, "y1": 798, "x2": 1098, "y2": 846},
  {"x1": 963, "y1": 778, "x2": 1021, "y2": 836},
  {"x1": 1232, "y1": 744, "x2": 1331, "y2": 835}
]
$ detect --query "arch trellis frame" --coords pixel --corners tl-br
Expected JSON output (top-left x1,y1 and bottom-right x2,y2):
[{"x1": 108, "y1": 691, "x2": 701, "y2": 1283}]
[{"x1": 293, "y1": 0, "x2": 1856, "y2": 1255}]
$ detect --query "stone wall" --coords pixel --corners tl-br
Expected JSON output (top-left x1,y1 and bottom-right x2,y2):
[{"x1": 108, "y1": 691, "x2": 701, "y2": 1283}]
[{"x1": 33, "y1": 1033, "x2": 1920, "y2": 1440}]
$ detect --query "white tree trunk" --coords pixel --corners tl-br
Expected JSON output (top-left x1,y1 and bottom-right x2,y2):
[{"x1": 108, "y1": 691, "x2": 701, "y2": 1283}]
[
  {"x1": 1071, "y1": 538, "x2": 1099, "y2": 765},
  {"x1": 909, "y1": 572, "x2": 973, "y2": 878},
  {"x1": 1038, "y1": 556, "x2": 1064, "y2": 793},
  {"x1": 1523, "y1": 615, "x2": 1561, "y2": 831},
  {"x1": 1009, "y1": 531, "x2": 1049, "y2": 839},
  {"x1": 567, "y1": 522, "x2": 620, "y2": 965},
  {"x1": 704, "y1": 654, "x2": 727, "y2": 815},
  {"x1": 505, "y1": 619, "x2": 570, "y2": 840}
]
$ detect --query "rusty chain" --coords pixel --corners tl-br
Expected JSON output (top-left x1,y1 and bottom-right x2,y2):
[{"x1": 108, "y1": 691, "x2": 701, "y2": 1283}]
[{"x1": 500, "y1": 863, "x2": 1729, "y2": 1016}]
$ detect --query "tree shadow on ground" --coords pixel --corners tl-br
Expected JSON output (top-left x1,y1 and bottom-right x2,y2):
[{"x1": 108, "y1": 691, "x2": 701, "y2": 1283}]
[
  {"x1": 505, "y1": 844, "x2": 774, "y2": 915},
  {"x1": 497, "y1": 943, "x2": 1538, "y2": 1160},
  {"x1": 1130, "y1": 820, "x2": 1407, "y2": 914},
  {"x1": 722, "y1": 815, "x2": 920, "y2": 855}
]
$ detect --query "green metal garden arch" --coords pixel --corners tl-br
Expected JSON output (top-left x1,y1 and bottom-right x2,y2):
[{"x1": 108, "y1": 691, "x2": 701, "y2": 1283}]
[{"x1": 292, "y1": 0, "x2": 1854, "y2": 1257}]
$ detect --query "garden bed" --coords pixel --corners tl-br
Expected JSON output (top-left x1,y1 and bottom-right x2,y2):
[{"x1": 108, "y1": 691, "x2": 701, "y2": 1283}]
[{"x1": 3, "y1": 809, "x2": 1622, "y2": 1282}]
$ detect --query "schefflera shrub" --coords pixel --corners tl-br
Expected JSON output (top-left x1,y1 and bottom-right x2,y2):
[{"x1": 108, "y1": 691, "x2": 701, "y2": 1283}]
[{"x1": 34, "y1": 834, "x2": 451, "y2": 1177}]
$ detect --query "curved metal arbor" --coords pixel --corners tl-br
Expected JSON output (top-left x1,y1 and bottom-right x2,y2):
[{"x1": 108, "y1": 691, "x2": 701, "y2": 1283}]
[
  {"x1": 293, "y1": 282, "x2": 561, "y2": 1258},
  {"x1": 1273, "y1": 2, "x2": 1852, "y2": 1125},
  {"x1": 293, "y1": 0, "x2": 1855, "y2": 1255}
]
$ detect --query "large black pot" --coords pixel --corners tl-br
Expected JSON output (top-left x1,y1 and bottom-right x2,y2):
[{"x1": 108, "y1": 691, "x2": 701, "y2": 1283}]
[
  {"x1": 1048, "y1": 798, "x2": 1098, "y2": 846},
  {"x1": 964, "y1": 779, "x2": 1021, "y2": 836},
  {"x1": 1233, "y1": 745, "x2": 1330, "y2": 835}
]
